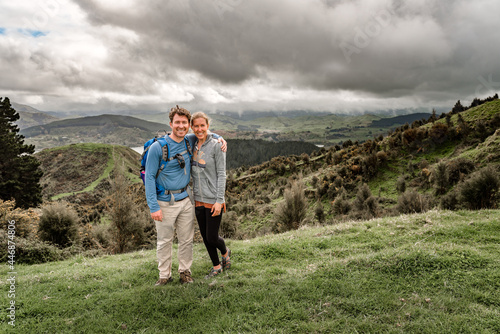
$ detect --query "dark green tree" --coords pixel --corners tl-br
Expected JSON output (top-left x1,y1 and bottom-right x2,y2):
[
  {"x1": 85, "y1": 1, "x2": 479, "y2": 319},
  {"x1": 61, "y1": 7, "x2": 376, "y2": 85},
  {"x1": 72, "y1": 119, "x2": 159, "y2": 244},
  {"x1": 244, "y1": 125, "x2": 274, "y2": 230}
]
[{"x1": 0, "y1": 97, "x2": 43, "y2": 208}]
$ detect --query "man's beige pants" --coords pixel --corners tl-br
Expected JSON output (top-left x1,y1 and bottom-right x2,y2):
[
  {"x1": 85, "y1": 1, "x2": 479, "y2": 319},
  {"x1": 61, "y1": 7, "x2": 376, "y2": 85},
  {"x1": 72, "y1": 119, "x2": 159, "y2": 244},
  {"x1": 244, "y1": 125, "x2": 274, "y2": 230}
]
[{"x1": 155, "y1": 198, "x2": 194, "y2": 279}]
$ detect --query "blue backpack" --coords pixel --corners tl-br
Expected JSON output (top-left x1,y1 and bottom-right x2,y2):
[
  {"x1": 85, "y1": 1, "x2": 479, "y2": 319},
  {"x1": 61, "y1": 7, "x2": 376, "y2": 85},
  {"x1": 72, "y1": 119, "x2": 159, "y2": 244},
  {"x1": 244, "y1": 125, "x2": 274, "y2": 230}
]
[{"x1": 140, "y1": 132, "x2": 193, "y2": 194}]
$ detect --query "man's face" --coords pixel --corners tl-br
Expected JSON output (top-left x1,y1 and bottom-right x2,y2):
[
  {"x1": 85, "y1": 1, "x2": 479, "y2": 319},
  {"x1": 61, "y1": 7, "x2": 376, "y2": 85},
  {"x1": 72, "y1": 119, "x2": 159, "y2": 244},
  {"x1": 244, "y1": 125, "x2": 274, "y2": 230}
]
[{"x1": 170, "y1": 114, "x2": 190, "y2": 141}]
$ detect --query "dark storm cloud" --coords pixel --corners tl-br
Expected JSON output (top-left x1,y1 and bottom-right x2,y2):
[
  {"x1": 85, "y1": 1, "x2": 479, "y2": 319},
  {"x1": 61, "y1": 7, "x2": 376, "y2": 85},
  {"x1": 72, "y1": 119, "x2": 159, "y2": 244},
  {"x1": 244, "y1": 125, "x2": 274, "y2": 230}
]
[
  {"x1": 71, "y1": 0, "x2": 500, "y2": 103},
  {"x1": 3, "y1": 0, "x2": 500, "y2": 113}
]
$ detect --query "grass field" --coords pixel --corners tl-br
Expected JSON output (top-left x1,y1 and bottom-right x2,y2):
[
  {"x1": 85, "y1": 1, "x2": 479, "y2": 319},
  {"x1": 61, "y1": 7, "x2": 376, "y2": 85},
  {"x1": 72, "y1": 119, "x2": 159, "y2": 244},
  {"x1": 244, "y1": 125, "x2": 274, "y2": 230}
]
[{"x1": 1, "y1": 209, "x2": 499, "y2": 333}]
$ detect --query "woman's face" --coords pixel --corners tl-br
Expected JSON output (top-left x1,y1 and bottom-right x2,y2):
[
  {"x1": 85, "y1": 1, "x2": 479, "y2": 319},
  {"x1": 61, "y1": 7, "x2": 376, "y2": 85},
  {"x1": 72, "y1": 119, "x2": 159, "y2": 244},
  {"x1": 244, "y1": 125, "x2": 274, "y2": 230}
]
[{"x1": 191, "y1": 117, "x2": 209, "y2": 141}]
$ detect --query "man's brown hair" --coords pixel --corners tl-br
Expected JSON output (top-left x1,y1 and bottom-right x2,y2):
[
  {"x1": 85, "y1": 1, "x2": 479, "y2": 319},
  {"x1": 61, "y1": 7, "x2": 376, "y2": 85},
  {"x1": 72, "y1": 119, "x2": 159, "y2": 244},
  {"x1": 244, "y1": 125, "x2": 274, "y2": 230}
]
[{"x1": 169, "y1": 105, "x2": 191, "y2": 123}]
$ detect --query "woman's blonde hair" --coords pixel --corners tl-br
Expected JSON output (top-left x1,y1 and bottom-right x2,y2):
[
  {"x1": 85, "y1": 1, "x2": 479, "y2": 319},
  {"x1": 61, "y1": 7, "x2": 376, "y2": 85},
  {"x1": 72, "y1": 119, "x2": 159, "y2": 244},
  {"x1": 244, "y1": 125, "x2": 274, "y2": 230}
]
[{"x1": 190, "y1": 112, "x2": 210, "y2": 126}]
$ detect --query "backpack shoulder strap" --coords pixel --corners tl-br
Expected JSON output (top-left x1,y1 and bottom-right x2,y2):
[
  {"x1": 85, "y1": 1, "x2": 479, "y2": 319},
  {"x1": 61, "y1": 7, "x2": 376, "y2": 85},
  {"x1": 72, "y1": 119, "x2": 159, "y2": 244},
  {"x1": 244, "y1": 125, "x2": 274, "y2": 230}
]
[
  {"x1": 156, "y1": 138, "x2": 169, "y2": 179},
  {"x1": 157, "y1": 137, "x2": 169, "y2": 162},
  {"x1": 184, "y1": 137, "x2": 193, "y2": 157}
]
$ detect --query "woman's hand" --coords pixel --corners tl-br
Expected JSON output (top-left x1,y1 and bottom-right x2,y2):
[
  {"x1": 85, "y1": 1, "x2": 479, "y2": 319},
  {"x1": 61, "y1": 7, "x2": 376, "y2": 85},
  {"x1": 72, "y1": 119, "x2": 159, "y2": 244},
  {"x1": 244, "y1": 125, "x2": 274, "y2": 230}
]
[{"x1": 211, "y1": 202, "x2": 222, "y2": 217}]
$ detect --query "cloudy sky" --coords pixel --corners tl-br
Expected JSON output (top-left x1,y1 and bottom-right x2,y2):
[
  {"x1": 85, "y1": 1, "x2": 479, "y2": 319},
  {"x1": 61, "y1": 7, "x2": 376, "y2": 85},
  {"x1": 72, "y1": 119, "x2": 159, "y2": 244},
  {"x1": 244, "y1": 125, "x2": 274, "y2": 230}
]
[{"x1": 1, "y1": 0, "x2": 500, "y2": 115}]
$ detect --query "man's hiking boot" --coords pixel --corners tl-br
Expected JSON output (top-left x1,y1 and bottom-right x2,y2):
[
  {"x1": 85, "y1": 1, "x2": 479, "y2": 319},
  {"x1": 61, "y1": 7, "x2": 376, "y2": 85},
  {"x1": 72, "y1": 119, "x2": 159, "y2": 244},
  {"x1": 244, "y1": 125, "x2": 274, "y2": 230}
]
[
  {"x1": 222, "y1": 248, "x2": 231, "y2": 270},
  {"x1": 204, "y1": 267, "x2": 222, "y2": 279},
  {"x1": 179, "y1": 270, "x2": 194, "y2": 284},
  {"x1": 155, "y1": 277, "x2": 173, "y2": 286}
]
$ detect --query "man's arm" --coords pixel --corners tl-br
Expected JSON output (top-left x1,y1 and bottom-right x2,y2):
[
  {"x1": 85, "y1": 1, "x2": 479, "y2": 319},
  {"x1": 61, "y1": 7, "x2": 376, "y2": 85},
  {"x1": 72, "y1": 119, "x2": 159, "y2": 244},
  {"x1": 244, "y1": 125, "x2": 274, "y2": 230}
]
[
  {"x1": 144, "y1": 142, "x2": 162, "y2": 217},
  {"x1": 211, "y1": 133, "x2": 227, "y2": 152},
  {"x1": 186, "y1": 133, "x2": 227, "y2": 152}
]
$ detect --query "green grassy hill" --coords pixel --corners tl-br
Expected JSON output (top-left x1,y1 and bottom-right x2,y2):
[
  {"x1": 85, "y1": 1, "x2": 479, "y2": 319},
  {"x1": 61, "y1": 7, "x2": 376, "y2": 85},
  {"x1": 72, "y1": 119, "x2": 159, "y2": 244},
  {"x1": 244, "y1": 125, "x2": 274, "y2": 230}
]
[
  {"x1": 1, "y1": 210, "x2": 498, "y2": 333},
  {"x1": 223, "y1": 99, "x2": 499, "y2": 238},
  {"x1": 35, "y1": 143, "x2": 142, "y2": 203}
]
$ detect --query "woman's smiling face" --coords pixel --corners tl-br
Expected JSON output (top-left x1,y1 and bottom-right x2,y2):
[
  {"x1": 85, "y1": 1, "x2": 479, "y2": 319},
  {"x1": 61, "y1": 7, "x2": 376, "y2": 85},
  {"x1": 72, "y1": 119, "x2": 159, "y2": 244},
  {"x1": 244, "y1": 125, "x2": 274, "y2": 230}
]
[{"x1": 191, "y1": 117, "x2": 209, "y2": 141}]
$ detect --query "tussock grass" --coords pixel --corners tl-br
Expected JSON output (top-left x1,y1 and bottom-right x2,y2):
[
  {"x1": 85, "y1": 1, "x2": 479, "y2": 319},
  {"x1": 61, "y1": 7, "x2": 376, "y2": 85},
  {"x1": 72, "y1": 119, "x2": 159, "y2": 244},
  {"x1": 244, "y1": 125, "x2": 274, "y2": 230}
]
[{"x1": 1, "y1": 210, "x2": 499, "y2": 333}]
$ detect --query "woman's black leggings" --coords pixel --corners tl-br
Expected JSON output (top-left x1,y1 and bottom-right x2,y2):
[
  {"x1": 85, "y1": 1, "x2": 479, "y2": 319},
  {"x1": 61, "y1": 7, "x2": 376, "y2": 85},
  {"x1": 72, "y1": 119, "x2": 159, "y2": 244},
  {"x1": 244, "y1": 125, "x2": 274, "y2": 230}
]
[{"x1": 195, "y1": 206, "x2": 227, "y2": 266}]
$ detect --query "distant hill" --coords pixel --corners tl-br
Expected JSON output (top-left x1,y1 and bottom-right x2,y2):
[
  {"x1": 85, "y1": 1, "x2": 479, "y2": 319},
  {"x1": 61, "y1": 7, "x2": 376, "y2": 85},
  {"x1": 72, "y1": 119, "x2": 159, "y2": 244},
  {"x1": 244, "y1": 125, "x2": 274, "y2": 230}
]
[
  {"x1": 11, "y1": 102, "x2": 59, "y2": 129},
  {"x1": 21, "y1": 114, "x2": 170, "y2": 150},
  {"x1": 11, "y1": 102, "x2": 42, "y2": 113},
  {"x1": 369, "y1": 112, "x2": 432, "y2": 128}
]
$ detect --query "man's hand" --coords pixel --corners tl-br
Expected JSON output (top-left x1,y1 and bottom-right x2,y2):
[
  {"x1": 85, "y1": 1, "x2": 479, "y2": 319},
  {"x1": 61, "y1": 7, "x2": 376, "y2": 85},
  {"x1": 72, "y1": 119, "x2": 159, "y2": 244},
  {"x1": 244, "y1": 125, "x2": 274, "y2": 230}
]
[
  {"x1": 217, "y1": 138, "x2": 227, "y2": 152},
  {"x1": 151, "y1": 209, "x2": 163, "y2": 221}
]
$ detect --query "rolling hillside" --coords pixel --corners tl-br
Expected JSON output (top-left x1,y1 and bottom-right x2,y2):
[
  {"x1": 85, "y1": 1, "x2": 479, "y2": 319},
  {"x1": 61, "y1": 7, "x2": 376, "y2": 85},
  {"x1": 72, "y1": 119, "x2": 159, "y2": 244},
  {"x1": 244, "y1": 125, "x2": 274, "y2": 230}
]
[
  {"x1": 27, "y1": 97, "x2": 500, "y2": 241},
  {"x1": 35, "y1": 143, "x2": 141, "y2": 203},
  {"x1": 22, "y1": 114, "x2": 169, "y2": 150},
  {"x1": 222, "y1": 98, "x2": 500, "y2": 238}
]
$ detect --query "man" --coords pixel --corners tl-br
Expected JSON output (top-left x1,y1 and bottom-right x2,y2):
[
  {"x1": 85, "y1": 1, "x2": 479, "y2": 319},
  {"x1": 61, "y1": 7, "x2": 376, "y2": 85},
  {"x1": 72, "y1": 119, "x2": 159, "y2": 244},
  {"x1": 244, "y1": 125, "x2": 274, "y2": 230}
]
[{"x1": 144, "y1": 105, "x2": 225, "y2": 285}]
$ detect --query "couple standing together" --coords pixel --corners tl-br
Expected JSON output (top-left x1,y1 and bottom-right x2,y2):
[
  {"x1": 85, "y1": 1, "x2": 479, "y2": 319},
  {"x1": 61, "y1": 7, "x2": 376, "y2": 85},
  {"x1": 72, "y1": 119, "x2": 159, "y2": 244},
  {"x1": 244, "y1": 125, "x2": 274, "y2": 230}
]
[{"x1": 144, "y1": 105, "x2": 230, "y2": 285}]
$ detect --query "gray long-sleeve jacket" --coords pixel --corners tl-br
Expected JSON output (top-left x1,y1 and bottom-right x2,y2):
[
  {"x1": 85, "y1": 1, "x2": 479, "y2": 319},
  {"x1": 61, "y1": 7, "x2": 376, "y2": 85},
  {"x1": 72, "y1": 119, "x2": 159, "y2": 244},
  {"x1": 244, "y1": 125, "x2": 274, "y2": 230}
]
[{"x1": 191, "y1": 134, "x2": 226, "y2": 204}]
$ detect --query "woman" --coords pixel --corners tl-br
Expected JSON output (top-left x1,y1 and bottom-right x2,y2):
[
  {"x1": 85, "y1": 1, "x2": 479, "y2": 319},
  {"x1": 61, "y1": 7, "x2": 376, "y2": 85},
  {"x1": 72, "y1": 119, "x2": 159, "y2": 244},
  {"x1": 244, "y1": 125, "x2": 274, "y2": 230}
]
[{"x1": 190, "y1": 112, "x2": 231, "y2": 278}]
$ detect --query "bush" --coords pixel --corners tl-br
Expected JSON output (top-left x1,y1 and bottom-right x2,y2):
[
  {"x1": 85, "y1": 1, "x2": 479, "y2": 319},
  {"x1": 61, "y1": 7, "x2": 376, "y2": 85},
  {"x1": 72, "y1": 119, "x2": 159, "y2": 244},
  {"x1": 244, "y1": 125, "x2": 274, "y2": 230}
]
[
  {"x1": 107, "y1": 170, "x2": 148, "y2": 253},
  {"x1": 274, "y1": 181, "x2": 307, "y2": 232},
  {"x1": 440, "y1": 190, "x2": 460, "y2": 210},
  {"x1": 396, "y1": 176, "x2": 407, "y2": 194},
  {"x1": 458, "y1": 166, "x2": 499, "y2": 209},
  {"x1": 447, "y1": 158, "x2": 475, "y2": 185},
  {"x1": 332, "y1": 187, "x2": 351, "y2": 216},
  {"x1": 0, "y1": 199, "x2": 39, "y2": 238},
  {"x1": 0, "y1": 232, "x2": 62, "y2": 264},
  {"x1": 432, "y1": 162, "x2": 449, "y2": 195},
  {"x1": 38, "y1": 201, "x2": 80, "y2": 248},
  {"x1": 315, "y1": 201, "x2": 325, "y2": 224},
  {"x1": 220, "y1": 211, "x2": 240, "y2": 239},
  {"x1": 396, "y1": 190, "x2": 431, "y2": 214},
  {"x1": 352, "y1": 183, "x2": 378, "y2": 219},
  {"x1": 311, "y1": 175, "x2": 319, "y2": 187}
]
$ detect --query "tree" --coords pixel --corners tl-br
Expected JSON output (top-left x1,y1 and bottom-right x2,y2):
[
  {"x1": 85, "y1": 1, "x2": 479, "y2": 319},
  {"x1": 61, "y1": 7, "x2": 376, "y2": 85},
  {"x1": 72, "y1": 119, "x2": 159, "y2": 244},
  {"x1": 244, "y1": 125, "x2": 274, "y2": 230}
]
[
  {"x1": 108, "y1": 164, "x2": 147, "y2": 253},
  {"x1": 0, "y1": 97, "x2": 43, "y2": 208},
  {"x1": 451, "y1": 100, "x2": 465, "y2": 114}
]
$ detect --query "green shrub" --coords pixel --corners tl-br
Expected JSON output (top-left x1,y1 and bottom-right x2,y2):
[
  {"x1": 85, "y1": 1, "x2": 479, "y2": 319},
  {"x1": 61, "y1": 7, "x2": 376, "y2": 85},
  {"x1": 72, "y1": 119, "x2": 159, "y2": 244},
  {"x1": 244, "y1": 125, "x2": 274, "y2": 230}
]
[
  {"x1": 38, "y1": 201, "x2": 80, "y2": 248},
  {"x1": 447, "y1": 158, "x2": 475, "y2": 185},
  {"x1": 396, "y1": 189, "x2": 431, "y2": 214},
  {"x1": 220, "y1": 211, "x2": 241, "y2": 239},
  {"x1": 311, "y1": 175, "x2": 319, "y2": 187},
  {"x1": 274, "y1": 181, "x2": 307, "y2": 232},
  {"x1": 440, "y1": 190, "x2": 460, "y2": 210},
  {"x1": 107, "y1": 170, "x2": 148, "y2": 253},
  {"x1": 396, "y1": 175, "x2": 407, "y2": 194},
  {"x1": 458, "y1": 166, "x2": 500, "y2": 209},
  {"x1": 0, "y1": 232, "x2": 62, "y2": 264},
  {"x1": 315, "y1": 201, "x2": 325, "y2": 224},
  {"x1": 352, "y1": 183, "x2": 378, "y2": 219},
  {"x1": 332, "y1": 187, "x2": 351, "y2": 216},
  {"x1": 432, "y1": 161, "x2": 449, "y2": 195},
  {"x1": 0, "y1": 199, "x2": 39, "y2": 239}
]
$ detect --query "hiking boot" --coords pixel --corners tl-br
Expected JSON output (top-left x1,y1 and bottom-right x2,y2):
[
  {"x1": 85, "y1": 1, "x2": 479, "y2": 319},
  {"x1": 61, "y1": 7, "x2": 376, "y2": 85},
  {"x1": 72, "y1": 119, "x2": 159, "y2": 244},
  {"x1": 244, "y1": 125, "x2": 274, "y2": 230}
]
[
  {"x1": 222, "y1": 248, "x2": 231, "y2": 270},
  {"x1": 179, "y1": 270, "x2": 194, "y2": 284},
  {"x1": 204, "y1": 267, "x2": 222, "y2": 279},
  {"x1": 155, "y1": 277, "x2": 173, "y2": 286}
]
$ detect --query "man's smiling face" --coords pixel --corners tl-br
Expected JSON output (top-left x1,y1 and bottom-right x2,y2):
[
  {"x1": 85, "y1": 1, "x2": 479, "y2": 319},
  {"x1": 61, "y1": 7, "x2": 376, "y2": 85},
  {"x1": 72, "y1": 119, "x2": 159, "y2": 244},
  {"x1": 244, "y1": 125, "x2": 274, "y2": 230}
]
[{"x1": 170, "y1": 114, "x2": 190, "y2": 141}]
